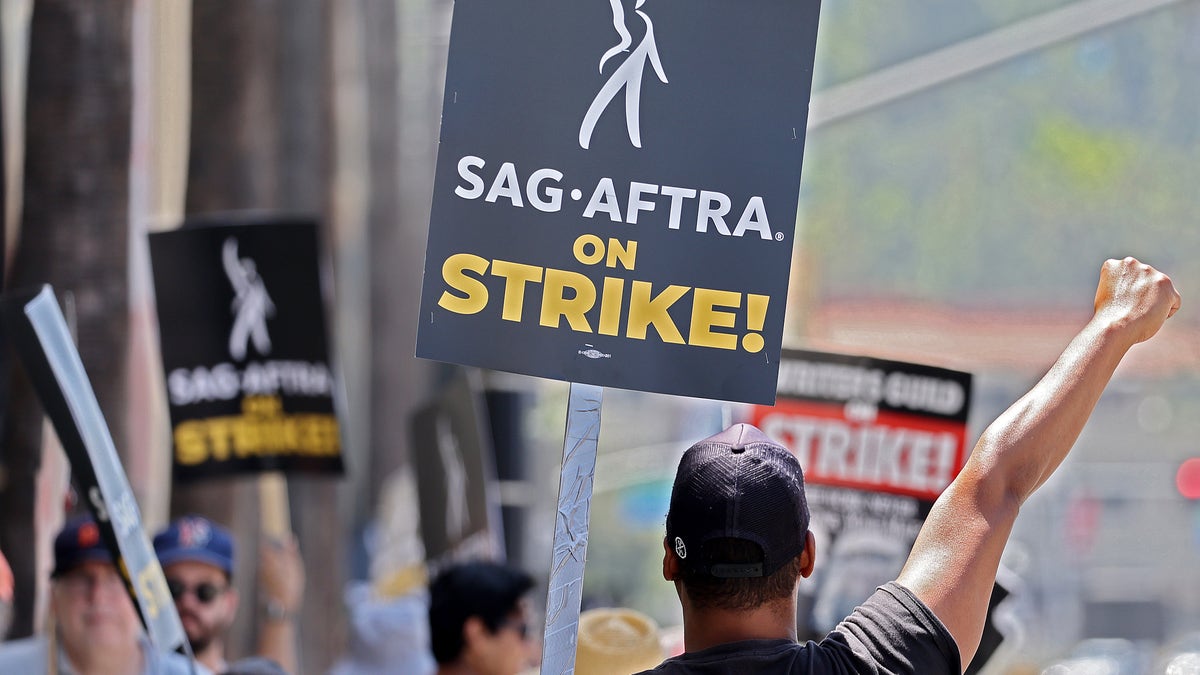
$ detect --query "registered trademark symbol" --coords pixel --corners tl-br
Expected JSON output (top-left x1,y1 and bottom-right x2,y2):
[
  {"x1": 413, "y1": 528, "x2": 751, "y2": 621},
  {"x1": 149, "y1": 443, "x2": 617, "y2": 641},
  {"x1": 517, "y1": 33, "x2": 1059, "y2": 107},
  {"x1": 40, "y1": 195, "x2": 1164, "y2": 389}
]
[{"x1": 775, "y1": 232, "x2": 785, "y2": 241}]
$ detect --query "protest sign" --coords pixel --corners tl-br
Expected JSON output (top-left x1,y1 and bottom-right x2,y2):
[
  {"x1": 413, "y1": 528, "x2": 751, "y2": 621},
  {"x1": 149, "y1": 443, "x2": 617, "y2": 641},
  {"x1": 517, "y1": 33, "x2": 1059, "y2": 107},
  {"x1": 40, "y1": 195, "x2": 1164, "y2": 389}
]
[
  {"x1": 410, "y1": 372, "x2": 503, "y2": 564},
  {"x1": 149, "y1": 217, "x2": 343, "y2": 482},
  {"x1": 416, "y1": 0, "x2": 823, "y2": 405},
  {"x1": 1, "y1": 286, "x2": 189, "y2": 653},
  {"x1": 749, "y1": 348, "x2": 973, "y2": 636}
]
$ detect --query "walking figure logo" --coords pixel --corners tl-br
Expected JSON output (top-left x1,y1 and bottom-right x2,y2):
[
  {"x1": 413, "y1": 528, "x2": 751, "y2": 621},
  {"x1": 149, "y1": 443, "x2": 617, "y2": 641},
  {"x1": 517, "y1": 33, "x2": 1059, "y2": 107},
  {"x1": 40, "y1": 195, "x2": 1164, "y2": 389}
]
[
  {"x1": 579, "y1": 0, "x2": 668, "y2": 149},
  {"x1": 223, "y1": 237, "x2": 275, "y2": 361}
]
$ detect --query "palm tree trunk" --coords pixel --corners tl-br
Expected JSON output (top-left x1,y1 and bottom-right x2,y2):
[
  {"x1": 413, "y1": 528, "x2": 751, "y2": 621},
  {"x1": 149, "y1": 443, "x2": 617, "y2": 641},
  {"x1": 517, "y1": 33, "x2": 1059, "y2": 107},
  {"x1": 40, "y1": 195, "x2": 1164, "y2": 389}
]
[{"x1": 0, "y1": 0, "x2": 131, "y2": 638}]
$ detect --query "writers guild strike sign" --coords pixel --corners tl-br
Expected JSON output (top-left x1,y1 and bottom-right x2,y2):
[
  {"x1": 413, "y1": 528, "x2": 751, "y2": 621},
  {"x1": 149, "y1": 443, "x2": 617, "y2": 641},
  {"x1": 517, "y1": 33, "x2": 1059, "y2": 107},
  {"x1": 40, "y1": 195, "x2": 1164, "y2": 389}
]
[
  {"x1": 149, "y1": 218, "x2": 344, "y2": 482},
  {"x1": 749, "y1": 349, "x2": 973, "y2": 638},
  {"x1": 416, "y1": 0, "x2": 822, "y2": 405}
]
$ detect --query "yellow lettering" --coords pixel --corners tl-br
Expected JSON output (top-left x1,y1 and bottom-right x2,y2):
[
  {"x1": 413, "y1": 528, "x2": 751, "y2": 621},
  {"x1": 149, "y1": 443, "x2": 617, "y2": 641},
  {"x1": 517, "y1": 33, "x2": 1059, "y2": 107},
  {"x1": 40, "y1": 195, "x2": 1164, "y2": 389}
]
[
  {"x1": 598, "y1": 277, "x2": 625, "y2": 336},
  {"x1": 606, "y1": 239, "x2": 636, "y2": 270},
  {"x1": 175, "y1": 422, "x2": 209, "y2": 465},
  {"x1": 689, "y1": 288, "x2": 741, "y2": 350},
  {"x1": 540, "y1": 269, "x2": 595, "y2": 331},
  {"x1": 491, "y1": 260, "x2": 543, "y2": 322},
  {"x1": 431, "y1": 248, "x2": 769, "y2": 353},
  {"x1": 171, "y1": 395, "x2": 342, "y2": 464},
  {"x1": 572, "y1": 234, "x2": 605, "y2": 265},
  {"x1": 627, "y1": 281, "x2": 687, "y2": 343},
  {"x1": 243, "y1": 395, "x2": 282, "y2": 415},
  {"x1": 138, "y1": 567, "x2": 160, "y2": 619},
  {"x1": 438, "y1": 253, "x2": 489, "y2": 314}
]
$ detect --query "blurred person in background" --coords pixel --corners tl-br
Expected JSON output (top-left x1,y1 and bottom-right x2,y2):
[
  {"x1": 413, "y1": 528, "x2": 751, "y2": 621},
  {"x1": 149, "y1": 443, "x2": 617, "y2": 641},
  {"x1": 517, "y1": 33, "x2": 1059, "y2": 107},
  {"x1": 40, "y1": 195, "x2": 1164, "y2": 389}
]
[
  {"x1": 574, "y1": 607, "x2": 664, "y2": 675},
  {"x1": 154, "y1": 515, "x2": 303, "y2": 675},
  {"x1": 219, "y1": 656, "x2": 288, "y2": 675},
  {"x1": 0, "y1": 515, "x2": 204, "y2": 674},
  {"x1": 640, "y1": 257, "x2": 1181, "y2": 673},
  {"x1": 0, "y1": 547, "x2": 12, "y2": 638},
  {"x1": 428, "y1": 561, "x2": 536, "y2": 675}
]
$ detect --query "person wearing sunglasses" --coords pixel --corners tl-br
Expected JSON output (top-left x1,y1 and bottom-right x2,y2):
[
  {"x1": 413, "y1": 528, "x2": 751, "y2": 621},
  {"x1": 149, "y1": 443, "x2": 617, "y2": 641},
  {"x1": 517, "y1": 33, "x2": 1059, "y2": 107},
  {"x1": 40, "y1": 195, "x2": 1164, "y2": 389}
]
[
  {"x1": 154, "y1": 516, "x2": 300, "y2": 675},
  {"x1": 428, "y1": 561, "x2": 537, "y2": 675},
  {"x1": 0, "y1": 515, "x2": 203, "y2": 674}
]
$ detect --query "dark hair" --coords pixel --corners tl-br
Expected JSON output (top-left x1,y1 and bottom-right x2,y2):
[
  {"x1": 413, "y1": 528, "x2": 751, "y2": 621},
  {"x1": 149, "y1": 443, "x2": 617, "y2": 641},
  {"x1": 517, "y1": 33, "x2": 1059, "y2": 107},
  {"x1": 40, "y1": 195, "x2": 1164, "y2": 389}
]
[
  {"x1": 678, "y1": 538, "x2": 803, "y2": 611},
  {"x1": 428, "y1": 561, "x2": 535, "y2": 664}
]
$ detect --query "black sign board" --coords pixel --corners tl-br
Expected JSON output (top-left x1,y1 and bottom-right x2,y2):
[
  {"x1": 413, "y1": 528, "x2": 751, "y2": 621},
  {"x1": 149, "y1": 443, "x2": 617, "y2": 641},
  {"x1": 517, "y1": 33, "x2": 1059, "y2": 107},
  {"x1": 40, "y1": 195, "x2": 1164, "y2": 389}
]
[
  {"x1": 411, "y1": 372, "x2": 503, "y2": 564},
  {"x1": 416, "y1": 0, "x2": 822, "y2": 405},
  {"x1": 149, "y1": 217, "x2": 343, "y2": 482},
  {"x1": 1, "y1": 286, "x2": 188, "y2": 653}
]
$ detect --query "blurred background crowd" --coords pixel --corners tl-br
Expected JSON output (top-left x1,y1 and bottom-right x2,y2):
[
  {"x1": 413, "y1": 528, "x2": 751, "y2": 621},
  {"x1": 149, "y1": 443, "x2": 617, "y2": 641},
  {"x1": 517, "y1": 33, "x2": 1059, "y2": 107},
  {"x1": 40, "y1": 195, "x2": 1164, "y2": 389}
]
[{"x1": 0, "y1": 1, "x2": 1197, "y2": 674}]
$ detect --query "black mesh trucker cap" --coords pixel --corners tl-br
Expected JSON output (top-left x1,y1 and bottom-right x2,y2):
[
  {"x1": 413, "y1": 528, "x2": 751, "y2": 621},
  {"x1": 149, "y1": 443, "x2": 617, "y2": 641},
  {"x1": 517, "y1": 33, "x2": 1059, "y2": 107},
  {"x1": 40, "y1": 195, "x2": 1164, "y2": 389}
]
[{"x1": 666, "y1": 424, "x2": 810, "y2": 579}]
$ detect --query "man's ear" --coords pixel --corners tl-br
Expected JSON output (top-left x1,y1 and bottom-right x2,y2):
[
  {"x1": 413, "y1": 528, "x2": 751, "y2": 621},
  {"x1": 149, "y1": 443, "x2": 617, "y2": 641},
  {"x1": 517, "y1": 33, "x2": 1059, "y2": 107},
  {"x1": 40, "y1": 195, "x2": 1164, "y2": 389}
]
[
  {"x1": 225, "y1": 586, "x2": 240, "y2": 616},
  {"x1": 463, "y1": 615, "x2": 488, "y2": 647},
  {"x1": 662, "y1": 537, "x2": 680, "y2": 581},
  {"x1": 799, "y1": 530, "x2": 817, "y2": 578}
]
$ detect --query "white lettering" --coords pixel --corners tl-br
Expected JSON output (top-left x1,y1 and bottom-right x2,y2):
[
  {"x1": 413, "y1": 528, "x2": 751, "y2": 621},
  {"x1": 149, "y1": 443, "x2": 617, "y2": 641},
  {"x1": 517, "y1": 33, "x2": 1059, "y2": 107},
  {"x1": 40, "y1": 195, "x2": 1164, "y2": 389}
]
[
  {"x1": 776, "y1": 360, "x2": 885, "y2": 403},
  {"x1": 168, "y1": 361, "x2": 334, "y2": 406},
  {"x1": 485, "y1": 162, "x2": 524, "y2": 207},
  {"x1": 759, "y1": 413, "x2": 962, "y2": 498},
  {"x1": 661, "y1": 185, "x2": 697, "y2": 230},
  {"x1": 583, "y1": 177, "x2": 622, "y2": 222},
  {"x1": 697, "y1": 190, "x2": 732, "y2": 235},
  {"x1": 454, "y1": 155, "x2": 486, "y2": 199},
  {"x1": 452, "y1": 155, "x2": 777, "y2": 238},
  {"x1": 884, "y1": 373, "x2": 966, "y2": 416},
  {"x1": 732, "y1": 196, "x2": 773, "y2": 240},
  {"x1": 527, "y1": 168, "x2": 563, "y2": 212},
  {"x1": 626, "y1": 181, "x2": 659, "y2": 224}
]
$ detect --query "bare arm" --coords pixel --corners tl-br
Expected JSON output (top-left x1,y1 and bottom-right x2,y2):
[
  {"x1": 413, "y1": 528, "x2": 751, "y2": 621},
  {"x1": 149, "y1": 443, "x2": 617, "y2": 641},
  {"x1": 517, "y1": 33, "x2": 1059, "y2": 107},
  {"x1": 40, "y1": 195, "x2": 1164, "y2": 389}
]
[
  {"x1": 256, "y1": 535, "x2": 305, "y2": 674},
  {"x1": 895, "y1": 257, "x2": 1181, "y2": 668}
]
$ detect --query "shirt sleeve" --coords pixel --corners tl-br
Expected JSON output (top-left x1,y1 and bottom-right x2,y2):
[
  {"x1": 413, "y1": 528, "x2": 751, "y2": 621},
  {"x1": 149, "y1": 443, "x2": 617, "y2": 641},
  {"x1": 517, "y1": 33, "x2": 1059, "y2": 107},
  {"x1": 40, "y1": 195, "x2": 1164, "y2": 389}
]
[{"x1": 818, "y1": 581, "x2": 962, "y2": 675}]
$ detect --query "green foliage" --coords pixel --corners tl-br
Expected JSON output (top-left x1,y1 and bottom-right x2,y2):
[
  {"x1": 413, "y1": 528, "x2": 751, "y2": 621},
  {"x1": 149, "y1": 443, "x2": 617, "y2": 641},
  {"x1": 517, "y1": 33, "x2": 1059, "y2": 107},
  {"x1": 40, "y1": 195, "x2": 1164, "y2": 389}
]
[{"x1": 800, "y1": 5, "x2": 1200, "y2": 307}]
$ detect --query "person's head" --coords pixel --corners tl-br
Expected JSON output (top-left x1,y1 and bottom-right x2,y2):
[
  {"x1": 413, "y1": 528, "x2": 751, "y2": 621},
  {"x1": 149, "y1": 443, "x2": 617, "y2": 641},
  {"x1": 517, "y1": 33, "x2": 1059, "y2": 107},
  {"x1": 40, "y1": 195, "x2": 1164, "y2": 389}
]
[
  {"x1": 574, "y1": 607, "x2": 664, "y2": 675},
  {"x1": 663, "y1": 423, "x2": 816, "y2": 612},
  {"x1": 49, "y1": 516, "x2": 142, "y2": 652},
  {"x1": 428, "y1": 561, "x2": 535, "y2": 675},
  {"x1": 153, "y1": 515, "x2": 238, "y2": 654}
]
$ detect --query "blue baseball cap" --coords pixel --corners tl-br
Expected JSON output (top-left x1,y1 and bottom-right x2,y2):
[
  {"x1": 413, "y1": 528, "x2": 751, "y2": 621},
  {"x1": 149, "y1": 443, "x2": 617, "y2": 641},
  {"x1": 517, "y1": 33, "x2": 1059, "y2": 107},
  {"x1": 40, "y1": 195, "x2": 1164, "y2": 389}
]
[
  {"x1": 52, "y1": 515, "x2": 114, "y2": 577},
  {"x1": 153, "y1": 515, "x2": 235, "y2": 577}
]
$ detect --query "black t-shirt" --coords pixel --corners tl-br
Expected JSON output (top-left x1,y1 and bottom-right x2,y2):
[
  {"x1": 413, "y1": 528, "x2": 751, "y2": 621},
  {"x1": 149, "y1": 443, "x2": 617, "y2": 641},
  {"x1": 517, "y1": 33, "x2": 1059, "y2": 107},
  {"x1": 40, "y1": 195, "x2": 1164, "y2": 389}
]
[{"x1": 636, "y1": 582, "x2": 961, "y2": 674}]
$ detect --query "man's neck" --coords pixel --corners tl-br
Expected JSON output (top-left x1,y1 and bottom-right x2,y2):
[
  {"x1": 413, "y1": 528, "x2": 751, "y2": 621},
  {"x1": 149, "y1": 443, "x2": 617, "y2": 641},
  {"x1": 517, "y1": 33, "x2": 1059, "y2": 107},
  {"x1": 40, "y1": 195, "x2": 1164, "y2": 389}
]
[
  {"x1": 681, "y1": 599, "x2": 798, "y2": 653},
  {"x1": 194, "y1": 641, "x2": 227, "y2": 674},
  {"x1": 437, "y1": 661, "x2": 481, "y2": 675}
]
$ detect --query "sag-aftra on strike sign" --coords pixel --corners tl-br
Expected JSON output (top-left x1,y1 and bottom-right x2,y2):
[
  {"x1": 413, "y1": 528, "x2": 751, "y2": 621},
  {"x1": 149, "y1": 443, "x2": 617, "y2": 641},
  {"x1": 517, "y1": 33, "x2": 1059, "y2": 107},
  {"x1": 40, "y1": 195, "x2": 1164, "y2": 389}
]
[{"x1": 416, "y1": 0, "x2": 822, "y2": 405}]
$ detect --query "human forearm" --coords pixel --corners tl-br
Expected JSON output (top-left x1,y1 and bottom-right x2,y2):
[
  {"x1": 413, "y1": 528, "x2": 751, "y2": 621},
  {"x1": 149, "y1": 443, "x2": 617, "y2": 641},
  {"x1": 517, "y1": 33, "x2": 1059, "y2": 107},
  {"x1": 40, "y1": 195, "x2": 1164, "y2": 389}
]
[
  {"x1": 973, "y1": 315, "x2": 1133, "y2": 505},
  {"x1": 256, "y1": 535, "x2": 304, "y2": 673},
  {"x1": 897, "y1": 257, "x2": 1180, "y2": 670},
  {"x1": 256, "y1": 616, "x2": 299, "y2": 674}
]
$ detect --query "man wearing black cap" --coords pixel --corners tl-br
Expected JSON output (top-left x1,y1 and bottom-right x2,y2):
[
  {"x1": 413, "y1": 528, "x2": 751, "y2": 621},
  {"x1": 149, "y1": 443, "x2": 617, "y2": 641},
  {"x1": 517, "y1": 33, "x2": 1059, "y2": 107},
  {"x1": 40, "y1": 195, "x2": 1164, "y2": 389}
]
[
  {"x1": 154, "y1": 515, "x2": 301, "y2": 675},
  {"x1": 0, "y1": 515, "x2": 204, "y2": 674},
  {"x1": 641, "y1": 257, "x2": 1181, "y2": 673}
]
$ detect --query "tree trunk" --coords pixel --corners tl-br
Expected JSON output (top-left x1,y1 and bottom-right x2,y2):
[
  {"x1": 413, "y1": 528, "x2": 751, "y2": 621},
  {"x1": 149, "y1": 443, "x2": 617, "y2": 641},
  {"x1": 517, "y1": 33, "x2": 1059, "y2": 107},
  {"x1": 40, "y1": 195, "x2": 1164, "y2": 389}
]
[
  {"x1": 180, "y1": 2, "x2": 343, "y2": 670},
  {"x1": 0, "y1": 0, "x2": 131, "y2": 638}
]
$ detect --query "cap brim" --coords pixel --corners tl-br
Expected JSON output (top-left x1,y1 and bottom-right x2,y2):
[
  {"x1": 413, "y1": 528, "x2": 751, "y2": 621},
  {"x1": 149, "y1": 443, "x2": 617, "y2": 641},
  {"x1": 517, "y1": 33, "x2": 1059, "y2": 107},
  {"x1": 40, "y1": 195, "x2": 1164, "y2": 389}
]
[
  {"x1": 52, "y1": 549, "x2": 114, "y2": 578},
  {"x1": 157, "y1": 550, "x2": 233, "y2": 576}
]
